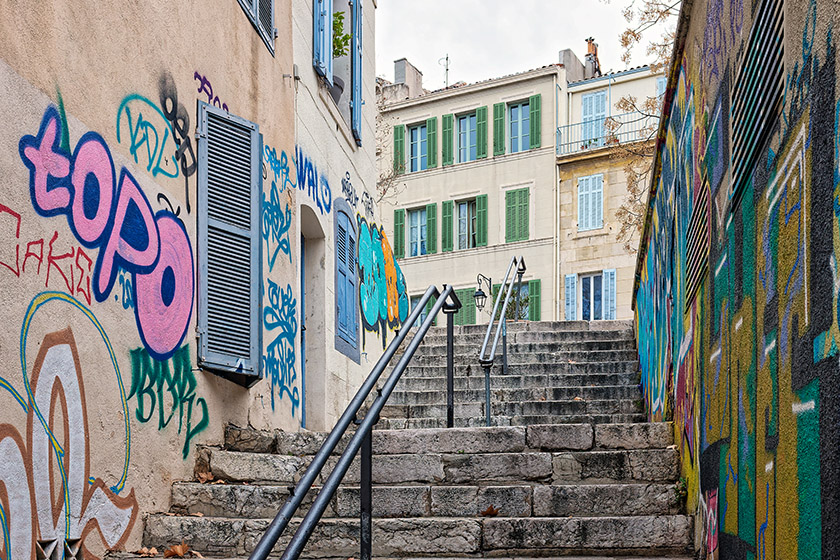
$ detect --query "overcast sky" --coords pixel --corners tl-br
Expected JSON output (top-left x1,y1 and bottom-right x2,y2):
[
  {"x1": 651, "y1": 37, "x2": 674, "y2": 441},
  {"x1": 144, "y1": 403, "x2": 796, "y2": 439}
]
[{"x1": 375, "y1": 1, "x2": 658, "y2": 91}]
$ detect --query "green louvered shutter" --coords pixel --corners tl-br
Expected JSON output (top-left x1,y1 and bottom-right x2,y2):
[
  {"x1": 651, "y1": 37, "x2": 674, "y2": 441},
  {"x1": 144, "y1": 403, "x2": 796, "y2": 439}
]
[
  {"x1": 426, "y1": 203, "x2": 437, "y2": 254},
  {"x1": 505, "y1": 190, "x2": 516, "y2": 242},
  {"x1": 493, "y1": 103, "x2": 505, "y2": 155},
  {"x1": 476, "y1": 106, "x2": 488, "y2": 159},
  {"x1": 476, "y1": 194, "x2": 488, "y2": 246},
  {"x1": 518, "y1": 188, "x2": 530, "y2": 241},
  {"x1": 424, "y1": 295, "x2": 438, "y2": 326},
  {"x1": 426, "y1": 117, "x2": 438, "y2": 168},
  {"x1": 441, "y1": 200, "x2": 454, "y2": 252},
  {"x1": 442, "y1": 114, "x2": 454, "y2": 166},
  {"x1": 393, "y1": 125, "x2": 405, "y2": 174},
  {"x1": 393, "y1": 209, "x2": 405, "y2": 258},
  {"x1": 529, "y1": 94, "x2": 541, "y2": 149},
  {"x1": 528, "y1": 279, "x2": 541, "y2": 321},
  {"x1": 465, "y1": 289, "x2": 476, "y2": 324}
]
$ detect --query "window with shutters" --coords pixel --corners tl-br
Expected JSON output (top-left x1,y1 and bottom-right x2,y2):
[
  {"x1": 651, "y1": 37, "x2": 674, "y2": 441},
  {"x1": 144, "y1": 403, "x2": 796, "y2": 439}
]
[
  {"x1": 197, "y1": 102, "x2": 262, "y2": 386},
  {"x1": 408, "y1": 208, "x2": 427, "y2": 257},
  {"x1": 509, "y1": 101, "x2": 530, "y2": 153},
  {"x1": 577, "y1": 174, "x2": 603, "y2": 231},
  {"x1": 410, "y1": 294, "x2": 437, "y2": 327},
  {"x1": 574, "y1": 270, "x2": 616, "y2": 321},
  {"x1": 334, "y1": 204, "x2": 359, "y2": 359},
  {"x1": 237, "y1": 0, "x2": 275, "y2": 54},
  {"x1": 581, "y1": 90, "x2": 607, "y2": 148},
  {"x1": 564, "y1": 274, "x2": 577, "y2": 321},
  {"x1": 458, "y1": 113, "x2": 477, "y2": 162},
  {"x1": 408, "y1": 123, "x2": 428, "y2": 172},
  {"x1": 453, "y1": 288, "x2": 477, "y2": 326},
  {"x1": 505, "y1": 187, "x2": 530, "y2": 243}
]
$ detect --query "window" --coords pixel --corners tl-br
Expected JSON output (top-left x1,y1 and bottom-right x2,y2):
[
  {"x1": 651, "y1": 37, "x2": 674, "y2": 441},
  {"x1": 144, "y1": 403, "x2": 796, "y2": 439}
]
[
  {"x1": 577, "y1": 174, "x2": 603, "y2": 231},
  {"x1": 492, "y1": 279, "x2": 541, "y2": 321},
  {"x1": 457, "y1": 199, "x2": 477, "y2": 249},
  {"x1": 408, "y1": 208, "x2": 427, "y2": 257},
  {"x1": 509, "y1": 101, "x2": 530, "y2": 153},
  {"x1": 197, "y1": 102, "x2": 261, "y2": 386},
  {"x1": 410, "y1": 295, "x2": 436, "y2": 327},
  {"x1": 458, "y1": 113, "x2": 477, "y2": 162},
  {"x1": 656, "y1": 77, "x2": 667, "y2": 99},
  {"x1": 581, "y1": 90, "x2": 607, "y2": 148},
  {"x1": 335, "y1": 204, "x2": 359, "y2": 358},
  {"x1": 409, "y1": 124, "x2": 428, "y2": 172},
  {"x1": 565, "y1": 271, "x2": 616, "y2": 321},
  {"x1": 505, "y1": 187, "x2": 529, "y2": 243},
  {"x1": 237, "y1": 0, "x2": 275, "y2": 54}
]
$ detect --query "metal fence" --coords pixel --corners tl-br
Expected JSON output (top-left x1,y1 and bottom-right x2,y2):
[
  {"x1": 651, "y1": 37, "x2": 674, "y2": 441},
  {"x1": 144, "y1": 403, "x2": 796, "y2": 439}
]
[{"x1": 556, "y1": 111, "x2": 659, "y2": 156}]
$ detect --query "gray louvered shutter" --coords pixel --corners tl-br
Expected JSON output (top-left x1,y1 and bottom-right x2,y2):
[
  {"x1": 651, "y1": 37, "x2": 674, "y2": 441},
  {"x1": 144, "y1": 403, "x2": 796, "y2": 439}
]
[
  {"x1": 197, "y1": 102, "x2": 261, "y2": 383},
  {"x1": 602, "y1": 269, "x2": 616, "y2": 320}
]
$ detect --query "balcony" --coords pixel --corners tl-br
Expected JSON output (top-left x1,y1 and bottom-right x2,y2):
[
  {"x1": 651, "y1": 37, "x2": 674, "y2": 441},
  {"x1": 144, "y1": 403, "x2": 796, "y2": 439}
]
[{"x1": 556, "y1": 111, "x2": 659, "y2": 157}]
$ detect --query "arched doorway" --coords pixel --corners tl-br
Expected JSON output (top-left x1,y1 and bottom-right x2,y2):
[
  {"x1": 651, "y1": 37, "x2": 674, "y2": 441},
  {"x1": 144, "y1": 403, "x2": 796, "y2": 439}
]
[{"x1": 300, "y1": 204, "x2": 325, "y2": 430}]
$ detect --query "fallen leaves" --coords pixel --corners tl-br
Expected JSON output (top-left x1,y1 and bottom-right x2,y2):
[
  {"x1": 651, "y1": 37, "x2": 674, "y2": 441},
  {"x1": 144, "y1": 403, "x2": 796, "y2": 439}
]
[
  {"x1": 196, "y1": 471, "x2": 214, "y2": 483},
  {"x1": 164, "y1": 541, "x2": 191, "y2": 558},
  {"x1": 480, "y1": 504, "x2": 500, "y2": 517},
  {"x1": 136, "y1": 548, "x2": 158, "y2": 557}
]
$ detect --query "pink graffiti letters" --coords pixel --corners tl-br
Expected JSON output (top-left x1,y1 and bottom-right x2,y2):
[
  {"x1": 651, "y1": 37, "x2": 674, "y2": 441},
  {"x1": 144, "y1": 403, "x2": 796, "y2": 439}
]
[{"x1": 19, "y1": 107, "x2": 194, "y2": 360}]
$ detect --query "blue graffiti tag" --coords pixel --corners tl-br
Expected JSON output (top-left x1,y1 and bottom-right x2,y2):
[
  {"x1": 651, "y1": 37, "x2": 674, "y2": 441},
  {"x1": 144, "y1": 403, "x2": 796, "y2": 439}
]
[{"x1": 263, "y1": 279, "x2": 300, "y2": 415}]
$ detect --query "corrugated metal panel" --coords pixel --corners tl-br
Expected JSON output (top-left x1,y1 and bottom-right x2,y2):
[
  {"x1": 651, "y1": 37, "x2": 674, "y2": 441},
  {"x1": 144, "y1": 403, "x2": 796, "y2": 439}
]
[
  {"x1": 685, "y1": 181, "x2": 710, "y2": 308},
  {"x1": 198, "y1": 102, "x2": 261, "y2": 379},
  {"x1": 730, "y1": 0, "x2": 784, "y2": 202}
]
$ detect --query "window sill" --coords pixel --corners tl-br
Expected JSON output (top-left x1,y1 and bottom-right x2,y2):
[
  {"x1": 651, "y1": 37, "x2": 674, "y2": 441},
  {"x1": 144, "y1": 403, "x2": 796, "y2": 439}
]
[
  {"x1": 318, "y1": 81, "x2": 357, "y2": 152},
  {"x1": 574, "y1": 228, "x2": 609, "y2": 239}
]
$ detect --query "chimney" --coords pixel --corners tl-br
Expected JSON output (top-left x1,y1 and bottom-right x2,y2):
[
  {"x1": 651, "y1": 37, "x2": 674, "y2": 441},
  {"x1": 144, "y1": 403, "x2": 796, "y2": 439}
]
[
  {"x1": 558, "y1": 48, "x2": 584, "y2": 82},
  {"x1": 584, "y1": 38, "x2": 602, "y2": 79},
  {"x1": 394, "y1": 58, "x2": 424, "y2": 99}
]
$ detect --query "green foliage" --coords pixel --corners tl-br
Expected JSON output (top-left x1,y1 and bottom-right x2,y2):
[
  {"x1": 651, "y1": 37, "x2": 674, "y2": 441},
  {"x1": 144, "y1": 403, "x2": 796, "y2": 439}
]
[
  {"x1": 673, "y1": 477, "x2": 688, "y2": 508},
  {"x1": 333, "y1": 12, "x2": 352, "y2": 58}
]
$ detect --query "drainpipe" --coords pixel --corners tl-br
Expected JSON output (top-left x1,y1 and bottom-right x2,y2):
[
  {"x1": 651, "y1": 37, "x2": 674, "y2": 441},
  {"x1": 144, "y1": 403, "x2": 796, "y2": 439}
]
[{"x1": 553, "y1": 74, "x2": 560, "y2": 320}]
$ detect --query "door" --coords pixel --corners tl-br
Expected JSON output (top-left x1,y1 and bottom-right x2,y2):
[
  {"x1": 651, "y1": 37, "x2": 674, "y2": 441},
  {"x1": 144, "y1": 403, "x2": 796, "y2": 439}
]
[{"x1": 580, "y1": 273, "x2": 603, "y2": 321}]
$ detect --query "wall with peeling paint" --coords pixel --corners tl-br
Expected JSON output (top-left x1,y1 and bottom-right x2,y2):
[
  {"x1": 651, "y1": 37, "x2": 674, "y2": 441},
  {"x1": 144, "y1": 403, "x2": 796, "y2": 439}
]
[{"x1": 634, "y1": 0, "x2": 840, "y2": 557}]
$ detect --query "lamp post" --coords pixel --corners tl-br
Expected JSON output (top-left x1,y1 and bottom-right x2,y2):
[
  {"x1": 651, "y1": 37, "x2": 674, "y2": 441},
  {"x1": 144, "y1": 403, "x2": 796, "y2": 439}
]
[{"x1": 515, "y1": 258, "x2": 526, "y2": 320}]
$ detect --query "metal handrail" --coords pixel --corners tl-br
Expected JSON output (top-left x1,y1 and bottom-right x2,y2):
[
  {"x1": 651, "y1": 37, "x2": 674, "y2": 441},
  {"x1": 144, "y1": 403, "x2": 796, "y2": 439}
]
[
  {"x1": 249, "y1": 284, "x2": 461, "y2": 560},
  {"x1": 477, "y1": 255, "x2": 526, "y2": 426}
]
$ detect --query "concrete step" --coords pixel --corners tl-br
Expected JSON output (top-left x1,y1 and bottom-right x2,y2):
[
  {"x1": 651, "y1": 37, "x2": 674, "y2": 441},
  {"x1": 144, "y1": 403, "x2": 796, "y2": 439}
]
[
  {"x1": 391, "y1": 361, "x2": 640, "y2": 378},
  {"x1": 170, "y1": 481, "x2": 679, "y2": 519},
  {"x1": 394, "y1": 372, "x2": 639, "y2": 391},
  {"x1": 425, "y1": 319, "x2": 634, "y2": 336},
  {"x1": 420, "y1": 328, "x2": 635, "y2": 345},
  {"x1": 378, "y1": 398, "x2": 642, "y2": 420},
  {"x1": 226, "y1": 423, "x2": 674, "y2": 456},
  {"x1": 200, "y1": 445, "x2": 677, "y2": 486},
  {"x1": 144, "y1": 514, "x2": 691, "y2": 557},
  {"x1": 387, "y1": 385, "x2": 642, "y2": 405},
  {"x1": 375, "y1": 414, "x2": 649, "y2": 429},
  {"x1": 405, "y1": 349, "x2": 639, "y2": 367}
]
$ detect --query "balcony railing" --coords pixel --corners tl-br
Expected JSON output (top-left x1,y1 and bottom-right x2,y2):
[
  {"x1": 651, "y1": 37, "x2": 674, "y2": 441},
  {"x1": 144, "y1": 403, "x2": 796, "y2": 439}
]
[{"x1": 556, "y1": 111, "x2": 659, "y2": 156}]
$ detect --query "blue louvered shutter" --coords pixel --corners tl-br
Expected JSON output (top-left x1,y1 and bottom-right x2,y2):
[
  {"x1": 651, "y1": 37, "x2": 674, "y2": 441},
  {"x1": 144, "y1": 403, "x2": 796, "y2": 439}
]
[
  {"x1": 336, "y1": 211, "x2": 357, "y2": 345},
  {"x1": 591, "y1": 174, "x2": 603, "y2": 229},
  {"x1": 564, "y1": 274, "x2": 577, "y2": 321},
  {"x1": 350, "y1": 0, "x2": 363, "y2": 145},
  {"x1": 578, "y1": 176, "x2": 589, "y2": 230},
  {"x1": 197, "y1": 102, "x2": 261, "y2": 384},
  {"x1": 313, "y1": 0, "x2": 333, "y2": 85},
  {"x1": 602, "y1": 269, "x2": 616, "y2": 320}
]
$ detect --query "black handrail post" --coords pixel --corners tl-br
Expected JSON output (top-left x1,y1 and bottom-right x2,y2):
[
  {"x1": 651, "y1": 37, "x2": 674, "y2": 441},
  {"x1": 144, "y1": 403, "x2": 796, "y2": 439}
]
[
  {"x1": 446, "y1": 303, "x2": 455, "y2": 428},
  {"x1": 502, "y1": 318, "x2": 508, "y2": 376},
  {"x1": 484, "y1": 364, "x2": 492, "y2": 426},
  {"x1": 360, "y1": 426, "x2": 373, "y2": 560}
]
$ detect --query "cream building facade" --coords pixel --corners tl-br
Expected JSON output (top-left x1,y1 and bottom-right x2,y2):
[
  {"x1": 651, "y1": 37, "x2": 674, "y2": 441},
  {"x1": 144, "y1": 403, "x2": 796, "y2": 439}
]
[
  {"x1": 377, "y1": 45, "x2": 663, "y2": 325},
  {"x1": 0, "y1": 0, "x2": 397, "y2": 557}
]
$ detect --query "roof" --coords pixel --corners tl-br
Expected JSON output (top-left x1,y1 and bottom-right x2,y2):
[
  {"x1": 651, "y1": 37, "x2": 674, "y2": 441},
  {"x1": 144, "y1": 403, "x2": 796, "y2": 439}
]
[{"x1": 567, "y1": 65, "x2": 654, "y2": 87}]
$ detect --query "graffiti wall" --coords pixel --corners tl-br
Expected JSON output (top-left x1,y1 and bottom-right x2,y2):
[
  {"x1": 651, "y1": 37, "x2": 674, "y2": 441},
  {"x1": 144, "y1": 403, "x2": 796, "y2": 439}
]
[{"x1": 634, "y1": 0, "x2": 840, "y2": 557}]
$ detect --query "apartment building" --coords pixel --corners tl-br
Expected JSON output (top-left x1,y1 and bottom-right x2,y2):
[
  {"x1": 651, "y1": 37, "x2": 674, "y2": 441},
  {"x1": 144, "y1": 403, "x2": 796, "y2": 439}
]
[
  {"x1": 0, "y1": 0, "x2": 391, "y2": 556},
  {"x1": 377, "y1": 42, "x2": 663, "y2": 325}
]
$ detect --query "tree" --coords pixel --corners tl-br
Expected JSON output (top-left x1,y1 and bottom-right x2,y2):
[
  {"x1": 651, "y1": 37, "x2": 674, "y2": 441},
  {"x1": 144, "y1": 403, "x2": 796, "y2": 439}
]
[{"x1": 612, "y1": 0, "x2": 680, "y2": 253}]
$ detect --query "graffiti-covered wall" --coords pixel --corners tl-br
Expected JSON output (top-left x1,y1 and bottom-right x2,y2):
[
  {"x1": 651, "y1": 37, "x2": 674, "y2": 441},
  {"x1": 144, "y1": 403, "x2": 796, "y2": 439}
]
[{"x1": 634, "y1": 0, "x2": 840, "y2": 556}]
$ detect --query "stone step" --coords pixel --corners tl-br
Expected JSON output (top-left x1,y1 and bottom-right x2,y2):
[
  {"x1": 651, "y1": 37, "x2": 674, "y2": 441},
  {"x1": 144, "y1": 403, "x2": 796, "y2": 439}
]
[
  {"x1": 226, "y1": 423, "x2": 674, "y2": 456},
  {"x1": 171, "y1": 481, "x2": 679, "y2": 519},
  {"x1": 394, "y1": 372, "x2": 639, "y2": 391},
  {"x1": 390, "y1": 361, "x2": 640, "y2": 378},
  {"x1": 387, "y1": 385, "x2": 641, "y2": 405},
  {"x1": 201, "y1": 445, "x2": 677, "y2": 486},
  {"x1": 378, "y1": 398, "x2": 642, "y2": 420},
  {"x1": 428, "y1": 319, "x2": 634, "y2": 336},
  {"x1": 410, "y1": 338, "x2": 637, "y2": 356},
  {"x1": 420, "y1": 328, "x2": 635, "y2": 345},
  {"x1": 375, "y1": 414, "x2": 649, "y2": 429},
  {"x1": 405, "y1": 349, "x2": 639, "y2": 367},
  {"x1": 144, "y1": 514, "x2": 691, "y2": 557}
]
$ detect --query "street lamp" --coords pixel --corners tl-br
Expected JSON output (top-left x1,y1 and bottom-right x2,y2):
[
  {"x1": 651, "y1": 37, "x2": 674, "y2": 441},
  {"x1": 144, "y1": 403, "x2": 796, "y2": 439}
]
[{"x1": 474, "y1": 273, "x2": 492, "y2": 312}]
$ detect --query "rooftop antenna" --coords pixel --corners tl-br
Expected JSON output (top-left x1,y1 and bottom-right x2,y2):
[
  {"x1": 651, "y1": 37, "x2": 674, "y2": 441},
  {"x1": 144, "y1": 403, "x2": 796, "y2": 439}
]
[{"x1": 438, "y1": 54, "x2": 450, "y2": 88}]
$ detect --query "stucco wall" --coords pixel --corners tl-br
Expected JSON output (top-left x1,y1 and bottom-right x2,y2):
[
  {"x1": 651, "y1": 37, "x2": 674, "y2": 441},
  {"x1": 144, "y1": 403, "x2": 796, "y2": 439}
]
[
  {"x1": 634, "y1": 0, "x2": 840, "y2": 556},
  {"x1": 0, "y1": 0, "x2": 390, "y2": 557}
]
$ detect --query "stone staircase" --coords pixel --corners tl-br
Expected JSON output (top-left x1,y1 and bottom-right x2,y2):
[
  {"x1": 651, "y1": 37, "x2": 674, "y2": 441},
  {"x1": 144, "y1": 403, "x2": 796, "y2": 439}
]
[
  {"x1": 376, "y1": 320, "x2": 645, "y2": 428},
  {"x1": 133, "y1": 320, "x2": 694, "y2": 559}
]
